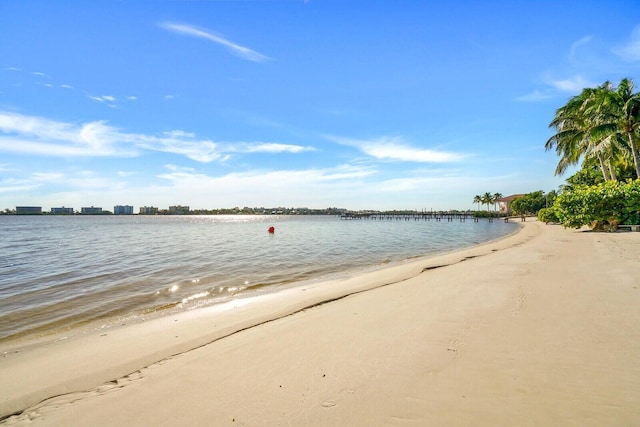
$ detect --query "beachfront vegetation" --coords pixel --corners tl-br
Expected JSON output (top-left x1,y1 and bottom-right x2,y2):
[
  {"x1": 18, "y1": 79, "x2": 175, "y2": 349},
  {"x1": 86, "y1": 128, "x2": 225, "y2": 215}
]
[
  {"x1": 543, "y1": 77, "x2": 640, "y2": 230},
  {"x1": 546, "y1": 78, "x2": 640, "y2": 181},
  {"x1": 553, "y1": 179, "x2": 640, "y2": 230},
  {"x1": 510, "y1": 190, "x2": 557, "y2": 216},
  {"x1": 537, "y1": 207, "x2": 560, "y2": 224}
]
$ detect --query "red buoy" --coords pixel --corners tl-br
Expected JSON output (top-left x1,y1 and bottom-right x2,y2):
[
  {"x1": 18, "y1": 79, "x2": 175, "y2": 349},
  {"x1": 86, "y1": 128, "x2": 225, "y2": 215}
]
[{"x1": 268, "y1": 226, "x2": 275, "y2": 233}]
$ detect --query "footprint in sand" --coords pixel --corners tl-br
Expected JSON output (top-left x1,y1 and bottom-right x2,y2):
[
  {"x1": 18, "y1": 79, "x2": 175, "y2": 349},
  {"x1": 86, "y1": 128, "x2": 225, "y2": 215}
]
[{"x1": 321, "y1": 400, "x2": 337, "y2": 408}]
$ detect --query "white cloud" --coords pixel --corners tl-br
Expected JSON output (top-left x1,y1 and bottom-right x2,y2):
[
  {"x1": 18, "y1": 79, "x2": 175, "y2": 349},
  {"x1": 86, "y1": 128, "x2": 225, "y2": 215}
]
[
  {"x1": 236, "y1": 142, "x2": 315, "y2": 154},
  {"x1": 158, "y1": 164, "x2": 374, "y2": 186},
  {"x1": 87, "y1": 94, "x2": 117, "y2": 104},
  {"x1": 61, "y1": 84, "x2": 73, "y2": 89},
  {"x1": 515, "y1": 89, "x2": 553, "y2": 102},
  {"x1": 31, "y1": 172, "x2": 65, "y2": 182},
  {"x1": 143, "y1": 135, "x2": 221, "y2": 162},
  {"x1": 164, "y1": 130, "x2": 195, "y2": 139},
  {"x1": 159, "y1": 22, "x2": 271, "y2": 63},
  {"x1": 545, "y1": 74, "x2": 597, "y2": 93},
  {"x1": 0, "y1": 177, "x2": 40, "y2": 193},
  {"x1": 613, "y1": 25, "x2": 640, "y2": 61},
  {"x1": 568, "y1": 36, "x2": 593, "y2": 63},
  {"x1": 326, "y1": 135, "x2": 465, "y2": 163},
  {"x1": 0, "y1": 111, "x2": 316, "y2": 163},
  {"x1": 154, "y1": 164, "x2": 376, "y2": 207},
  {"x1": 165, "y1": 164, "x2": 196, "y2": 173},
  {"x1": 0, "y1": 112, "x2": 137, "y2": 157}
]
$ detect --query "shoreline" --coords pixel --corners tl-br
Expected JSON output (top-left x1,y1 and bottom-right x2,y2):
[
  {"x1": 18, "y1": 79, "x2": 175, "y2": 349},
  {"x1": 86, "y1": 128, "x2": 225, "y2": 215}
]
[
  {"x1": 0, "y1": 221, "x2": 527, "y2": 419},
  {"x1": 0, "y1": 215, "x2": 517, "y2": 346},
  {"x1": 3, "y1": 220, "x2": 639, "y2": 425},
  {"x1": 0, "y1": 218, "x2": 520, "y2": 348}
]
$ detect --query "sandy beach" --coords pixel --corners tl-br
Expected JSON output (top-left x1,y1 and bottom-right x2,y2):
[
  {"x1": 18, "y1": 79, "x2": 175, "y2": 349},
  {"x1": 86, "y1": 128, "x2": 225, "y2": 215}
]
[{"x1": 1, "y1": 220, "x2": 639, "y2": 426}]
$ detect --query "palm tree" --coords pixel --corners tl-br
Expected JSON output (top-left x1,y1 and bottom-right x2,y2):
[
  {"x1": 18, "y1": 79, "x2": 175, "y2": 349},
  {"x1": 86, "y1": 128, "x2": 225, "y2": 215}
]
[
  {"x1": 592, "y1": 78, "x2": 640, "y2": 178},
  {"x1": 481, "y1": 192, "x2": 493, "y2": 212},
  {"x1": 547, "y1": 78, "x2": 640, "y2": 181},
  {"x1": 493, "y1": 192, "x2": 503, "y2": 214},
  {"x1": 473, "y1": 195, "x2": 482, "y2": 211},
  {"x1": 546, "y1": 84, "x2": 614, "y2": 181}
]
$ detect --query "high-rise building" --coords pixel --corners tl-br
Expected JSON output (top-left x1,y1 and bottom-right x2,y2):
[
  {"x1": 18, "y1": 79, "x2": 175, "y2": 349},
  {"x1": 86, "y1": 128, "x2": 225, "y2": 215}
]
[
  {"x1": 51, "y1": 207, "x2": 74, "y2": 215},
  {"x1": 114, "y1": 205, "x2": 134, "y2": 215},
  {"x1": 81, "y1": 206, "x2": 103, "y2": 214},
  {"x1": 16, "y1": 206, "x2": 42, "y2": 215},
  {"x1": 139, "y1": 206, "x2": 159, "y2": 215}
]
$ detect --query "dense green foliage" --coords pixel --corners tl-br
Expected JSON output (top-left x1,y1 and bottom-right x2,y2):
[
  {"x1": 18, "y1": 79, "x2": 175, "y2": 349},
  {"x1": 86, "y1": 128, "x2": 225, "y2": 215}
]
[
  {"x1": 553, "y1": 179, "x2": 640, "y2": 230},
  {"x1": 510, "y1": 190, "x2": 556, "y2": 216},
  {"x1": 537, "y1": 207, "x2": 559, "y2": 224},
  {"x1": 543, "y1": 77, "x2": 640, "y2": 230}
]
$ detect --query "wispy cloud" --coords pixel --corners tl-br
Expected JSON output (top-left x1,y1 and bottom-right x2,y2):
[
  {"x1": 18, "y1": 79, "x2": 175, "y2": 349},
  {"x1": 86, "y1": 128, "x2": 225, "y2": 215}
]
[
  {"x1": 0, "y1": 177, "x2": 40, "y2": 193},
  {"x1": 568, "y1": 36, "x2": 593, "y2": 63},
  {"x1": 31, "y1": 172, "x2": 65, "y2": 182},
  {"x1": 326, "y1": 135, "x2": 465, "y2": 163},
  {"x1": 524, "y1": 30, "x2": 640, "y2": 100},
  {"x1": 515, "y1": 89, "x2": 553, "y2": 102},
  {"x1": 544, "y1": 74, "x2": 597, "y2": 93},
  {"x1": 155, "y1": 163, "x2": 376, "y2": 206},
  {"x1": 0, "y1": 112, "x2": 137, "y2": 157},
  {"x1": 144, "y1": 131, "x2": 314, "y2": 161},
  {"x1": 159, "y1": 22, "x2": 271, "y2": 62},
  {"x1": 139, "y1": 133, "x2": 222, "y2": 162},
  {"x1": 0, "y1": 163, "x2": 17, "y2": 172},
  {"x1": 234, "y1": 142, "x2": 315, "y2": 154},
  {"x1": 0, "y1": 111, "x2": 314, "y2": 162},
  {"x1": 613, "y1": 25, "x2": 640, "y2": 61},
  {"x1": 29, "y1": 169, "x2": 122, "y2": 191},
  {"x1": 86, "y1": 94, "x2": 117, "y2": 105},
  {"x1": 159, "y1": 164, "x2": 373, "y2": 186}
]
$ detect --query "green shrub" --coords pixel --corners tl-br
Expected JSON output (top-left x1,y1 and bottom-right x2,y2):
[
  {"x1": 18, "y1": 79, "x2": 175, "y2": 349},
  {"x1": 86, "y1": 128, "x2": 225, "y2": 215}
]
[
  {"x1": 510, "y1": 190, "x2": 547, "y2": 215},
  {"x1": 537, "y1": 207, "x2": 559, "y2": 224},
  {"x1": 554, "y1": 179, "x2": 640, "y2": 230}
]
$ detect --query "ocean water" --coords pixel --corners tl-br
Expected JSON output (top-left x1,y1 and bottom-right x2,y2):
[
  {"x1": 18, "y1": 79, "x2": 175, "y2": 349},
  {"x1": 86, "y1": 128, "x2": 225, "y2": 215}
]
[{"x1": 0, "y1": 214, "x2": 517, "y2": 342}]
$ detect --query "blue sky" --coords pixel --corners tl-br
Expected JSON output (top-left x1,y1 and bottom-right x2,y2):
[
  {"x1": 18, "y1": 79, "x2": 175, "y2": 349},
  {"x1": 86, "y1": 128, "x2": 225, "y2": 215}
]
[{"x1": 1, "y1": 0, "x2": 639, "y2": 211}]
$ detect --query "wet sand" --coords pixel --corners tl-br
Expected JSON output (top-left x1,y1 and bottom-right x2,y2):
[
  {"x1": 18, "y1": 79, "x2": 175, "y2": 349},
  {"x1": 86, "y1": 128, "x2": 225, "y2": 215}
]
[{"x1": 1, "y1": 220, "x2": 639, "y2": 425}]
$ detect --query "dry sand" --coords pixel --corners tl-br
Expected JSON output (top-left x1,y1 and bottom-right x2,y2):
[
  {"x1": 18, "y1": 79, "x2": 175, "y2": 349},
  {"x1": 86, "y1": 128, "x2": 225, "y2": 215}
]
[{"x1": 1, "y1": 220, "x2": 639, "y2": 426}]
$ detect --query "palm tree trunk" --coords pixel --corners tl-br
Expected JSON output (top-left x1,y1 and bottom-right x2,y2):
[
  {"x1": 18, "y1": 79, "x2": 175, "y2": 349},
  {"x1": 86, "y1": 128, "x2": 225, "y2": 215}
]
[
  {"x1": 607, "y1": 160, "x2": 617, "y2": 181},
  {"x1": 627, "y1": 132, "x2": 640, "y2": 178},
  {"x1": 597, "y1": 153, "x2": 611, "y2": 181}
]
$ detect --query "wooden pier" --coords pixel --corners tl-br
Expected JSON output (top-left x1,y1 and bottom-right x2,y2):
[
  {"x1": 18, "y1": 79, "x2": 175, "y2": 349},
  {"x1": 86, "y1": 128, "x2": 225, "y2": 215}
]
[{"x1": 339, "y1": 211, "x2": 491, "y2": 222}]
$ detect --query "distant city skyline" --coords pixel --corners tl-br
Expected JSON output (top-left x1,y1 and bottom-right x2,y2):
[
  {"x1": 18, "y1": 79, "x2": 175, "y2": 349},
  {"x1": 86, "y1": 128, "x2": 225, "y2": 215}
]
[
  {"x1": 8, "y1": 204, "x2": 352, "y2": 215},
  {"x1": 1, "y1": 1, "x2": 639, "y2": 210}
]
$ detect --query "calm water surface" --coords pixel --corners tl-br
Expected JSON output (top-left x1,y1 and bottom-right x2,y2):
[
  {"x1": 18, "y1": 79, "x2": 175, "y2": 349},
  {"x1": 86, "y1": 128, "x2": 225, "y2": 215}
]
[{"x1": 0, "y1": 215, "x2": 517, "y2": 342}]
